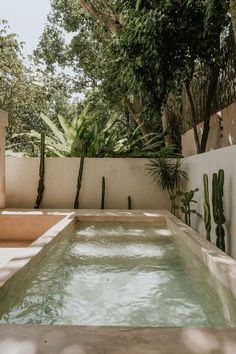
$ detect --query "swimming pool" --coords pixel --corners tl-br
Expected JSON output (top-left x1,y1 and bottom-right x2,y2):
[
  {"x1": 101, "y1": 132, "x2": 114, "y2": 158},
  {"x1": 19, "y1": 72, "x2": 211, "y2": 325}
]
[{"x1": 0, "y1": 219, "x2": 235, "y2": 327}]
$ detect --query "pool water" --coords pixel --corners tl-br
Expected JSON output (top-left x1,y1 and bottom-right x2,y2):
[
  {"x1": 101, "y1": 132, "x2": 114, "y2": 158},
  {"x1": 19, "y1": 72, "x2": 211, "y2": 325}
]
[{"x1": 0, "y1": 222, "x2": 235, "y2": 327}]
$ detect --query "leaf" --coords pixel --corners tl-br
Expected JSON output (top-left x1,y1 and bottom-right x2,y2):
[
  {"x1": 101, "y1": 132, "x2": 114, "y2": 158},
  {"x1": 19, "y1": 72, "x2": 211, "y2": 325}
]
[
  {"x1": 58, "y1": 114, "x2": 71, "y2": 135},
  {"x1": 170, "y1": 195, "x2": 176, "y2": 200},
  {"x1": 40, "y1": 113, "x2": 66, "y2": 146},
  {"x1": 103, "y1": 113, "x2": 118, "y2": 132},
  {"x1": 136, "y1": 0, "x2": 142, "y2": 11},
  {"x1": 188, "y1": 190, "x2": 194, "y2": 200}
]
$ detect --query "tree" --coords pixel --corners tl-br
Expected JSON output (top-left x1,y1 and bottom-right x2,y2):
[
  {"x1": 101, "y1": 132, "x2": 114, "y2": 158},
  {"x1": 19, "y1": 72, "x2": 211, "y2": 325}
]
[
  {"x1": 37, "y1": 0, "x2": 230, "y2": 154},
  {"x1": 231, "y1": 0, "x2": 236, "y2": 43},
  {"x1": 36, "y1": 0, "x2": 160, "y2": 138},
  {"x1": 120, "y1": 0, "x2": 230, "y2": 153},
  {"x1": 0, "y1": 19, "x2": 78, "y2": 155}
]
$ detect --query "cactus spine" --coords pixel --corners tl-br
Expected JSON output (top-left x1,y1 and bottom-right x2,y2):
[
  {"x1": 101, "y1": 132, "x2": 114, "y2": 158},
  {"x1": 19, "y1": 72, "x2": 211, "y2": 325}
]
[
  {"x1": 34, "y1": 133, "x2": 45, "y2": 209},
  {"x1": 212, "y1": 169, "x2": 226, "y2": 252},
  {"x1": 203, "y1": 174, "x2": 211, "y2": 241},
  {"x1": 101, "y1": 177, "x2": 106, "y2": 209}
]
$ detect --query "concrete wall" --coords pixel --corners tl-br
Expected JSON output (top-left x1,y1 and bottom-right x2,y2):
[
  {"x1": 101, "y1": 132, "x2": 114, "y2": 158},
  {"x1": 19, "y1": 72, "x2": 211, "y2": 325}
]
[
  {"x1": 182, "y1": 101, "x2": 236, "y2": 157},
  {"x1": 0, "y1": 214, "x2": 65, "y2": 242},
  {"x1": 0, "y1": 110, "x2": 8, "y2": 209},
  {"x1": 7, "y1": 151, "x2": 236, "y2": 258},
  {"x1": 5, "y1": 157, "x2": 170, "y2": 210},
  {"x1": 182, "y1": 145, "x2": 236, "y2": 259}
]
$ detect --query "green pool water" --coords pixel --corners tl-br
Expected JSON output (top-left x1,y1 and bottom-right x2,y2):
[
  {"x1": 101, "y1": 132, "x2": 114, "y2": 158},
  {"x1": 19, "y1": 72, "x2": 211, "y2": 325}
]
[{"x1": 0, "y1": 222, "x2": 235, "y2": 327}]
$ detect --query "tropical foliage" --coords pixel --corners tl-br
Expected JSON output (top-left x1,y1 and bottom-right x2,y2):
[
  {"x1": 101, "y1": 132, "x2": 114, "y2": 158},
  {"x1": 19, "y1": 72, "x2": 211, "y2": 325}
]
[
  {"x1": 35, "y1": 0, "x2": 231, "y2": 154},
  {"x1": 173, "y1": 189, "x2": 201, "y2": 227},
  {"x1": 12, "y1": 106, "x2": 164, "y2": 157},
  {"x1": 147, "y1": 150, "x2": 187, "y2": 214},
  {"x1": 1, "y1": 0, "x2": 234, "y2": 157},
  {"x1": 0, "y1": 19, "x2": 77, "y2": 155}
]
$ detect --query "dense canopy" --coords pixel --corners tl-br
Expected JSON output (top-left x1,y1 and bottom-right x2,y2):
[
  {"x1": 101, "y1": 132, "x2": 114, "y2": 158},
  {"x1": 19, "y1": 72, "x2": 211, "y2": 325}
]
[{"x1": 0, "y1": 0, "x2": 234, "y2": 156}]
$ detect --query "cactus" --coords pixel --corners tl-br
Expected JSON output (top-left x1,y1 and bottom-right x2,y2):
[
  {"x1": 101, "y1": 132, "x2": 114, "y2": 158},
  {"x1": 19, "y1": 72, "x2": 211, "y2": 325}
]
[
  {"x1": 74, "y1": 150, "x2": 85, "y2": 209},
  {"x1": 128, "y1": 196, "x2": 132, "y2": 210},
  {"x1": 34, "y1": 133, "x2": 45, "y2": 209},
  {"x1": 212, "y1": 169, "x2": 226, "y2": 252},
  {"x1": 101, "y1": 177, "x2": 106, "y2": 209},
  {"x1": 203, "y1": 174, "x2": 211, "y2": 241},
  {"x1": 174, "y1": 188, "x2": 201, "y2": 227}
]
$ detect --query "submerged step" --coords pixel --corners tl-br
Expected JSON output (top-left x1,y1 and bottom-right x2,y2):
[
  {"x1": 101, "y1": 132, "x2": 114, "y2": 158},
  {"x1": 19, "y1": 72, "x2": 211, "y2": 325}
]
[
  {"x1": 70, "y1": 240, "x2": 176, "y2": 259},
  {"x1": 75, "y1": 222, "x2": 172, "y2": 239}
]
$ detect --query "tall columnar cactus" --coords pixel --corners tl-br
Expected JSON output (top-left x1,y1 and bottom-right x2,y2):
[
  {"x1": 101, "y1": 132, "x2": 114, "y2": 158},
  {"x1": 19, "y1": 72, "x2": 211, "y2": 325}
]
[
  {"x1": 34, "y1": 133, "x2": 45, "y2": 209},
  {"x1": 128, "y1": 196, "x2": 132, "y2": 210},
  {"x1": 212, "y1": 169, "x2": 226, "y2": 252},
  {"x1": 203, "y1": 174, "x2": 211, "y2": 242},
  {"x1": 101, "y1": 177, "x2": 106, "y2": 209},
  {"x1": 74, "y1": 145, "x2": 86, "y2": 209}
]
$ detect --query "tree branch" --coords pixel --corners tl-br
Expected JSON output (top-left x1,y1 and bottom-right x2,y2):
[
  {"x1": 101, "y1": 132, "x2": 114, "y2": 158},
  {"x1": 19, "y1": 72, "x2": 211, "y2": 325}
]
[
  {"x1": 79, "y1": 0, "x2": 122, "y2": 34},
  {"x1": 100, "y1": 0, "x2": 122, "y2": 24}
]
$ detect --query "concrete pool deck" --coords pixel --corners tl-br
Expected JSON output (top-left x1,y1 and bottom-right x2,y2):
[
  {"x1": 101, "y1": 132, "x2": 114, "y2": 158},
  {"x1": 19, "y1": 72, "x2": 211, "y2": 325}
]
[
  {"x1": 0, "y1": 209, "x2": 236, "y2": 353},
  {"x1": 0, "y1": 324, "x2": 236, "y2": 354}
]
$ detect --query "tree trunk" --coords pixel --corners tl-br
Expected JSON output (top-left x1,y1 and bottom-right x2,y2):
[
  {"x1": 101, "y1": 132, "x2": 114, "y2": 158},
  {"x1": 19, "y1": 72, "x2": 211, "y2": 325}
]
[
  {"x1": 161, "y1": 93, "x2": 182, "y2": 149},
  {"x1": 185, "y1": 84, "x2": 201, "y2": 154},
  {"x1": 124, "y1": 97, "x2": 149, "y2": 137},
  {"x1": 231, "y1": 0, "x2": 236, "y2": 43},
  {"x1": 200, "y1": 65, "x2": 220, "y2": 153},
  {"x1": 161, "y1": 108, "x2": 172, "y2": 147}
]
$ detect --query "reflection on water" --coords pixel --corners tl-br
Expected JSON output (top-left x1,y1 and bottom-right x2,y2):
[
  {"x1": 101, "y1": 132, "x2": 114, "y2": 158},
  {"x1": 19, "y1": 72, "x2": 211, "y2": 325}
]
[{"x1": 0, "y1": 222, "x2": 235, "y2": 327}]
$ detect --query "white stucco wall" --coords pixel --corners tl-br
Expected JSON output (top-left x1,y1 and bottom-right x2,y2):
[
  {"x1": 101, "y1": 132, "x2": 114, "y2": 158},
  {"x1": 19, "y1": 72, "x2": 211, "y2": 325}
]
[
  {"x1": 182, "y1": 101, "x2": 236, "y2": 157},
  {"x1": 6, "y1": 149, "x2": 236, "y2": 258},
  {"x1": 182, "y1": 145, "x2": 236, "y2": 259},
  {"x1": 0, "y1": 110, "x2": 8, "y2": 209},
  {"x1": 5, "y1": 157, "x2": 170, "y2": 210}
]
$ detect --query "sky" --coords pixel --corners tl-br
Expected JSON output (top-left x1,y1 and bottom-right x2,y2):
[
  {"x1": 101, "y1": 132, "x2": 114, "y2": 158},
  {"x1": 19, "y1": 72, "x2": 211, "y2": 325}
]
[{"x1": 1, "y1": 0, "x2": 51, "y2": 56}]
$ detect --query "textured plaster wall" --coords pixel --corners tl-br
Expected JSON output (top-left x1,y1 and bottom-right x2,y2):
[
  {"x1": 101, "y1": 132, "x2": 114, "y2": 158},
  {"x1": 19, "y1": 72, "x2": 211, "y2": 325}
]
[
  {"x1": 182, "y1": 145, "x2": 236, "y2": 259},
  {"x1": 0, "y1": 110, "x2": 8, "y2": 209},
  {"x1": 5, "y1": 157, "x2": 170, "y2": 210},
  {"x1": 0, "y1": 215, "x2": 65, "y2": 241},
  {"x1": 182, "y1": 101, "x2": 236, "y2": 157}
]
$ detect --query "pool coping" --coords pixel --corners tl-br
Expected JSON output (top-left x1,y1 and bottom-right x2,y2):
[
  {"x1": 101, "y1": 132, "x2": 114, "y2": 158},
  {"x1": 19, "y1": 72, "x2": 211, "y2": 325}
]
[
  {"x1": 0, "y1": 209, "x2": 236, "y2": 353},
  {"x1": 166, "y1": 212, "x2": 236, "y2": 299}
]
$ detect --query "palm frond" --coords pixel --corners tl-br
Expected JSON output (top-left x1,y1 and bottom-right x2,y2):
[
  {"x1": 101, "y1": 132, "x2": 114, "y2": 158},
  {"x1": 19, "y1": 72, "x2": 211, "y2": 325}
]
[{"x1": 147, "y1": 149, "x2": 187, "y2": 193}]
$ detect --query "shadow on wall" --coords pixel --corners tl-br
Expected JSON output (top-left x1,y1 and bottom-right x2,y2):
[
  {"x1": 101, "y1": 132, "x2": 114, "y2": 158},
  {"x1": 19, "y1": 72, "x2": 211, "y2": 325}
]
[
  {"x1": 225, "y1": 174, "x2": 233, "y2": 256},
  {"x1": 182, "y1": 102, "x2": 236, "y2": 157}
]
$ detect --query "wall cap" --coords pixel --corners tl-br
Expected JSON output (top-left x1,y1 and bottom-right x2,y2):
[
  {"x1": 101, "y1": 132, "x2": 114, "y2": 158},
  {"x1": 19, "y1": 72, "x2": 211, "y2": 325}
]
[{"x1": 0, "y1": 110, "x2": 8, "y2": 127}]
